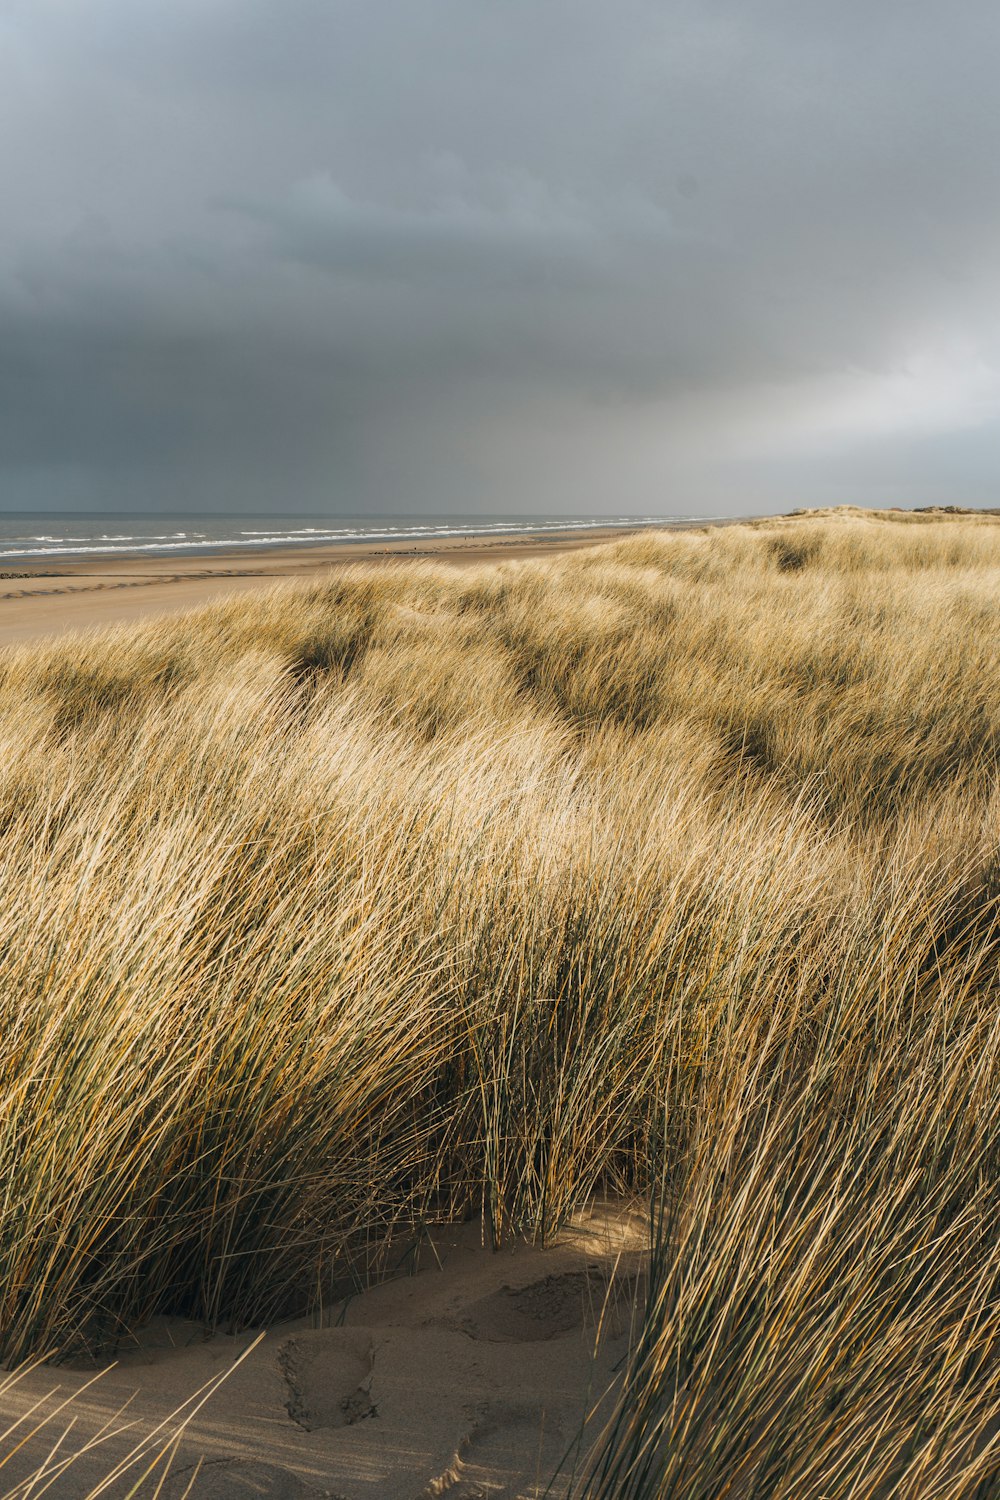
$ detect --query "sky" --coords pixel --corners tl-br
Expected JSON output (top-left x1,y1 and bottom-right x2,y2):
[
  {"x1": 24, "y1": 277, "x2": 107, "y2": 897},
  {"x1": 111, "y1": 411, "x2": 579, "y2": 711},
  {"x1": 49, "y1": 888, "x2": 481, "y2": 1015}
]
[{"x1": 2, "y1": 1, "x2": 1000, "y2": 517}]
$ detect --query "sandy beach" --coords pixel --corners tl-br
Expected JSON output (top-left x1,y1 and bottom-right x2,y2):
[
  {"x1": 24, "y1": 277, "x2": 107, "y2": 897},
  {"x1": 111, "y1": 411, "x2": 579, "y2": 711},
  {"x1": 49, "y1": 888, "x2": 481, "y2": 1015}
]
[{"x1": 0, "y1": 525, "x2": 651, "y2": 648}]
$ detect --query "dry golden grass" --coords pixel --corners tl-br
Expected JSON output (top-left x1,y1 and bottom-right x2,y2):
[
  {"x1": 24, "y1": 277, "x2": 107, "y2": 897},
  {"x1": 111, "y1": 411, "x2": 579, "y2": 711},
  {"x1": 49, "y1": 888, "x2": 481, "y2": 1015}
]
[{"x1": 4, "y1": 508, "x2": 1000, "y2": 1493}]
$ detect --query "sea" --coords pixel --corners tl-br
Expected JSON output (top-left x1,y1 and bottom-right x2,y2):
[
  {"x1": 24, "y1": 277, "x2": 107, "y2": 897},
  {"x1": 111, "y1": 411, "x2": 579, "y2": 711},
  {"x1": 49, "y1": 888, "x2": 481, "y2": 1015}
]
[{"x1": 0, "y1": 511, "x2": 682, "y2": 563}]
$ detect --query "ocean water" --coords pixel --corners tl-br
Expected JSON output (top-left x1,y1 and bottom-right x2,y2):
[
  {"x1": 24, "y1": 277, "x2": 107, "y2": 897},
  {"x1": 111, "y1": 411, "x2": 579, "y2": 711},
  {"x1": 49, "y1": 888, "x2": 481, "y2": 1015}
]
[{"x1": 0, "y1": 511, "x2": 678, "y2": 563}]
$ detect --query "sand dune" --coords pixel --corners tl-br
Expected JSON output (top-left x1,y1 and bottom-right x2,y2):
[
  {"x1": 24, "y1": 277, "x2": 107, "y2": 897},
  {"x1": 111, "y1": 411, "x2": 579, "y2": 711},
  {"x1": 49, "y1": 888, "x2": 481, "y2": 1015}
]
[
  {"x1": 0, "y1": 1205, "x2": 645, "y2": 1499},
  {"x1": 0, "y1": 527, "x2": 649, "y2": 648}
]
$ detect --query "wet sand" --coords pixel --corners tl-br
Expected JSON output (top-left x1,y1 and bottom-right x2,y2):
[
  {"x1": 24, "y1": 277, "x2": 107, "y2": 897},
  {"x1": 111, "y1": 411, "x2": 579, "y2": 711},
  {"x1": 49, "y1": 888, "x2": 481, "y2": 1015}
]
[{"x1": 0, "y1": 525, "x2": 652, "y2": 648}]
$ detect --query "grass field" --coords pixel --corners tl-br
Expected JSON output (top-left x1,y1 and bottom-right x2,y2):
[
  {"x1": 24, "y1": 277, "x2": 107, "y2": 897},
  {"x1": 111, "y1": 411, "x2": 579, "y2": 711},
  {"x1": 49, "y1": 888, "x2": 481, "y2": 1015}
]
[{"x1": 3, "y1": 509, "x2": 1000, "y2": 1495}]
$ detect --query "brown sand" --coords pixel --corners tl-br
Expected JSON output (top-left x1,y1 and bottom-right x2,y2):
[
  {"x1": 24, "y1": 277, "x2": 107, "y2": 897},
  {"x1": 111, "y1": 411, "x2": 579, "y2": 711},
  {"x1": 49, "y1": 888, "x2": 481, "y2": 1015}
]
[
  {"x1": 0, "y1": 527, "x2": 646, "y2": 648},
  {"x1": 0, "y1": 1204, "x2": 647, "y2": 1499}
]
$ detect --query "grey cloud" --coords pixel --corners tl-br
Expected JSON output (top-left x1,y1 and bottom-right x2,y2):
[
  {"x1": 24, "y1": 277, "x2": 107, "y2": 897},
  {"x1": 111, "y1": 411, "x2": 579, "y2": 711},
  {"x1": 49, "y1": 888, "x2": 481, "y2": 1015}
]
[
  {"x1": 233, "y1": 172, "x2": 617, "y2": 286},
  {"x1": 2, "y1": 1, "x2": 1000, "y2": 513}
]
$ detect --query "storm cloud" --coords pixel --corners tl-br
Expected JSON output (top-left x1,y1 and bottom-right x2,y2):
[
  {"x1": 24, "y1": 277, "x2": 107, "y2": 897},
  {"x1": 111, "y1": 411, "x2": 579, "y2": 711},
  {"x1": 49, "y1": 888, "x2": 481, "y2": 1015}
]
[{"x1": 2, "y1": 0, "x2": 1000, "y2": 514}]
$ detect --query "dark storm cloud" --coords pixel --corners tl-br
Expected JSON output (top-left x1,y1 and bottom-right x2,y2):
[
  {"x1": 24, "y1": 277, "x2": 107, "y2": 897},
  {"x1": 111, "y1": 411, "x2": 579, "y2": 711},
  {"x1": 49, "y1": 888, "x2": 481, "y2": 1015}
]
[{"x1": 2, "y1": 0, "x2": 1000, "y2": 513}]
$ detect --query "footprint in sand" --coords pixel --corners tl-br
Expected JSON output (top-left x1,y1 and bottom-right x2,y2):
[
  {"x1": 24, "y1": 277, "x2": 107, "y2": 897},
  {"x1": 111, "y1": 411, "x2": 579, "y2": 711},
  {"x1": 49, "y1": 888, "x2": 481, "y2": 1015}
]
[
  {"x1": 456, "y1": 1269, "x2": 609, "y2": 1343},
  {"x1": 277, "y1": 1329, "x2": 377, "y2": 1431},
  {"x1": 419, "y1": 1403, "x2": 569, "y2": 1500}
]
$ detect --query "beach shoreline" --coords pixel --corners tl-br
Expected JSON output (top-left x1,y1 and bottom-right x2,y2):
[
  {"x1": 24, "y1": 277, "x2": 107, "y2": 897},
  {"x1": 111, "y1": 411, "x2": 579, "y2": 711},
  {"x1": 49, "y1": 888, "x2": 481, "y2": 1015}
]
[{"x1": 0, "y1": 518, "x2": 736, "y2": 648}]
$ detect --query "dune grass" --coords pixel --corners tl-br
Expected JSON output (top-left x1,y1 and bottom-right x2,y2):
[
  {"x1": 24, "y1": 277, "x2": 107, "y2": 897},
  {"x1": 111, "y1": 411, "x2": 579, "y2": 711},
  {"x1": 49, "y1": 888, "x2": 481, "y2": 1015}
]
[{"x1": 3, "y1": 508, "x2": 1000, "y2": 1492}]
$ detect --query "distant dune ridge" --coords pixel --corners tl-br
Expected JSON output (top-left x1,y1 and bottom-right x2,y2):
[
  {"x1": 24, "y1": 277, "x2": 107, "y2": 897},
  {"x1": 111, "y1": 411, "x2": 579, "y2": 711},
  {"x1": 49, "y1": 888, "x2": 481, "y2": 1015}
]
[{"x1": 4, "y1": 509, "x2": 1000, "y2": 1495}]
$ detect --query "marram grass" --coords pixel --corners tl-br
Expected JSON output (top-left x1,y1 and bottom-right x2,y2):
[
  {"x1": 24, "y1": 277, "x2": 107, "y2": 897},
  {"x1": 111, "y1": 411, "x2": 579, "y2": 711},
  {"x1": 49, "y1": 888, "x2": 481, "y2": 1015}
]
[{"x1": 3, "y1": 510, "x2": 1000, "y2": 1494}]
